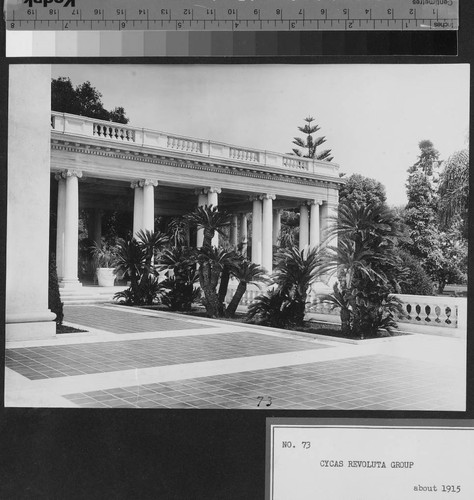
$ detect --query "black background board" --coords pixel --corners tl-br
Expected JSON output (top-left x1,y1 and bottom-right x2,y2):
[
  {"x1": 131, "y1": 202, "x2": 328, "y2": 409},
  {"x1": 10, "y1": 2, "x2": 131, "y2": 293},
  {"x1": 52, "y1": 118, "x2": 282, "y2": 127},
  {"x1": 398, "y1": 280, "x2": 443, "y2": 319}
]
[{"x1": 0, "y1": 4, "x2": 473, "y2": 498}]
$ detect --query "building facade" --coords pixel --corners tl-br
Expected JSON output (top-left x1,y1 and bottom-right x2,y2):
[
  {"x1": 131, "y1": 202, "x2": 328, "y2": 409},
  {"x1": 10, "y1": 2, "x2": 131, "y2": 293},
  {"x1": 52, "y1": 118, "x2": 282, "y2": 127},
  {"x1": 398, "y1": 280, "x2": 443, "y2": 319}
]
[{"x1": 6, "y1": 65, "x2": 344, "y2": 341}]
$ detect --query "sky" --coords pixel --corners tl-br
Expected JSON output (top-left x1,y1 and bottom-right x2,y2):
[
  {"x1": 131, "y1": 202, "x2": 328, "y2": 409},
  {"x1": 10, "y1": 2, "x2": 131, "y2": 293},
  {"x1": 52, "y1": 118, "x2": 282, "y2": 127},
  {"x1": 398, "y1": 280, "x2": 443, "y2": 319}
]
[{"x1": 52, "y1": 64, "x2": 469, "y2": 206}]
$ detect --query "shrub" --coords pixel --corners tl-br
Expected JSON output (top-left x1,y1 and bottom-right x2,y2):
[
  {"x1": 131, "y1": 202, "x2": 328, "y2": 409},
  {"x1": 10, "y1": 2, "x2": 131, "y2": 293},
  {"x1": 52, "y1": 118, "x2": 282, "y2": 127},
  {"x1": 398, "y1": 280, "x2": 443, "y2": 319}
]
[{"x1": 397, "y1": 249, "x2": 435, "y2": 295}]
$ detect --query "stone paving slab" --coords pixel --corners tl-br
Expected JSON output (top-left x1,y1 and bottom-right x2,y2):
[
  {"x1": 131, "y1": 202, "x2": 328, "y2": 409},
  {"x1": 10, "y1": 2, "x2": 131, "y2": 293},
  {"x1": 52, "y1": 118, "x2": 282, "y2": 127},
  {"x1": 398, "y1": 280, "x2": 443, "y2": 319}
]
[
  {"x1": 62, "y1": 354, "x2": 464, "y2": 411},
  {"x1": 5, "y1": 330, "x2": 330, "y2": 380},
  {"x1": 63, "y1": 305, "x2": 213, "y2": 334}
]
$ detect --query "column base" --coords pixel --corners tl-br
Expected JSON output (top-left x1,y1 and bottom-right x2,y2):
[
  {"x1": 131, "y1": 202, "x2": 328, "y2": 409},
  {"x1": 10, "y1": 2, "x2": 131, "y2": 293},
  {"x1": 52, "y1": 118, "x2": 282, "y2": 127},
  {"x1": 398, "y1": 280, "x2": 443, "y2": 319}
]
[
  {"x1": 6, "y1": 311, "x2": 57, "y2": 342},
  {"x1": 59, "y1": 279, "x2": 83, "y2": 289}
]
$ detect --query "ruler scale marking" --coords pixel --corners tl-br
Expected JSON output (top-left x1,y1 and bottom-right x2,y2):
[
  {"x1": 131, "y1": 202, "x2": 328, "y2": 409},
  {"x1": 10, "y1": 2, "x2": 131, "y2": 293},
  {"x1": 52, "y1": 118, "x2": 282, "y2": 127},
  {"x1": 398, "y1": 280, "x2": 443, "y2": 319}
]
[{"x1": 4, "y1": 0, "x2": 458, "y2": 31}]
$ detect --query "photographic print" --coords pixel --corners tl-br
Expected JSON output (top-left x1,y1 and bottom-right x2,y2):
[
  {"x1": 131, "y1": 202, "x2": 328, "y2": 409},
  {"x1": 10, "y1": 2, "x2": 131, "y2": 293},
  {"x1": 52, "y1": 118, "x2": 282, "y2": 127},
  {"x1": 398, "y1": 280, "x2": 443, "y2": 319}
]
[{"x1": 5, "y1": 63, "x2": 469, "y2": 411}]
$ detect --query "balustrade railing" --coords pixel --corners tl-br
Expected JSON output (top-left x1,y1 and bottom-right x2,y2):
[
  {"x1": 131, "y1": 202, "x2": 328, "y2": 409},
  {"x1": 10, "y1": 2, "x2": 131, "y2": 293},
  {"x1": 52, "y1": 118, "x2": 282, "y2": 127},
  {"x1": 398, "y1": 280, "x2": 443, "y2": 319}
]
[
  {"x1": 225, "y1": 285, "x2": 466, "y2": 333},
  {"x1": 167, "y1": 135, "x2": 202, "y2": 153},
  {"x1": 230, "y1": 147, "x2": 259, "y2": 162},
  {"x1": 50, "y1": 111, "x2": 340, "y2": 178},
  {"x1": 283, "y1": 156, "x2": 309, "y2": 171},
  {"x1": 93, "y1": 123, "x2": 136, "y2": 142}
]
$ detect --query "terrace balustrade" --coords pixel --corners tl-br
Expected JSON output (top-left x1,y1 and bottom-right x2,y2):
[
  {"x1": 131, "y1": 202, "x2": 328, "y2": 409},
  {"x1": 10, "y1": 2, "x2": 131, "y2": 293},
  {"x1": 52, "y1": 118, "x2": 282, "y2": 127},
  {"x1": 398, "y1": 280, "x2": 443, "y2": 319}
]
[
  {"x1": 226, "y1": 284, "x2": 467, "y2": 336},
  {"x1": 51, "y1": 111, "x2": 340, "y2": 178}
]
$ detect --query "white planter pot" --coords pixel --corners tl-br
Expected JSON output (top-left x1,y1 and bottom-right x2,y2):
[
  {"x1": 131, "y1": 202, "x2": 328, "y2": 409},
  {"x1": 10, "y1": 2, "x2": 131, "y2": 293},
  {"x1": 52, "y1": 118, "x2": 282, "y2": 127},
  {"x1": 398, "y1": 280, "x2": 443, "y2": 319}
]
[{"x1": 96, "y1": 268, "x2": 116, "y2": 287}]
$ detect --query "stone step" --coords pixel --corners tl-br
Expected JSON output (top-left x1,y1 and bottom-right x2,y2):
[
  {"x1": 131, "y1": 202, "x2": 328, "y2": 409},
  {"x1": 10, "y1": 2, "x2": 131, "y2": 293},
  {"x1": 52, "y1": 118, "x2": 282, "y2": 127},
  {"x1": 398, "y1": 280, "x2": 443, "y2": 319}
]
[{"x1": 60, "y1": 286, "x2": 127, "y2": 305}]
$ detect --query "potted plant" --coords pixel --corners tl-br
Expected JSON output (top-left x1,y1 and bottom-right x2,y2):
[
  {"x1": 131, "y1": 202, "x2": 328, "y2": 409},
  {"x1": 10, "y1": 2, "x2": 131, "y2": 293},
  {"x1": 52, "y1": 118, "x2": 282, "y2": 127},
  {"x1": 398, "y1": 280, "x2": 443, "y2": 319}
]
[{"x1": 91, "y1": 241, "x2": 119, "y2": 287}]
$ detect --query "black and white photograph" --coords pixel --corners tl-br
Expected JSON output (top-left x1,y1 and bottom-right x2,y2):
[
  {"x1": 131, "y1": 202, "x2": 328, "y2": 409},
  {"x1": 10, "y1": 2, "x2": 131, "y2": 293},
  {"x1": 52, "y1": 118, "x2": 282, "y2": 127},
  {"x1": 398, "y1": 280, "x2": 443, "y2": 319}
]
[{"x1": 5, "y1": 63, "x2": 469, "y2": 411}]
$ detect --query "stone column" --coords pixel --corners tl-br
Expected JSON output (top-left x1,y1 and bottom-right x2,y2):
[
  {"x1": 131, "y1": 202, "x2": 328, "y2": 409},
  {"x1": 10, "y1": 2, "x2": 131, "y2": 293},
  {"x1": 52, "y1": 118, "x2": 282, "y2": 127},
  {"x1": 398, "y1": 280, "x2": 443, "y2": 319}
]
[
  {"x1": 309, "y1": 200, "x2": 322, "y2": 249},
  {"x1": 6, "y1": 65, "x2": 56, "y2": 340},
  {"x1": 251, "y1": 196, "x2": 263, "y2": 265},
  {"x1": 206, "y1": 186, "x2": 220, "y2": 208},
  {"x1": 230, "y1": 214, "x2": 238, "y2": 247},
  {"x1": 141, "y1": 179, "x2": 158, "y2": 233},
  {"x1": 55, "y1": 173, "x2": 66, "y2": 280},
  {"x1": 272, "y1": 209, "x2": 282, "y2": 246},
  {"x1": 195, "y1": 189, "x2": 208, "y2": 248},
  {"x1": 261, "y1": 194, "x2": 275, "y2": 273},
  {"x1": 131, "y1": 180, "x2": 143, "y2": 236},
  {"x1": 240, "y1": 213, "x2": 248, "y2": 258},
  {"x1": 206, "y1": 187, "x2": 221, "y2": 247},
  {"x1": 299, "y1": 203, "x2": 309, "y2": 251},
  {"x1": 60, "y1": 169, "x2": 83, "y2": 289}
]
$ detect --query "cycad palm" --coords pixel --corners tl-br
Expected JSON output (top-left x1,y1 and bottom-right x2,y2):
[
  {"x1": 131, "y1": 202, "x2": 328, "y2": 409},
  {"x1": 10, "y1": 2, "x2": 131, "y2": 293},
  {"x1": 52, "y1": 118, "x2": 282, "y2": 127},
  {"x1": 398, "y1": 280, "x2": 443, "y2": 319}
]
[
  {"x1": 184, "y1": 205, "x2": 230, "y2": 248},
  {"x1": 322, "y1": 202, "x2": 405, "y2": 338},
  {"x1": 226, "y1": 261, "x2": 267, "y2": 317}
]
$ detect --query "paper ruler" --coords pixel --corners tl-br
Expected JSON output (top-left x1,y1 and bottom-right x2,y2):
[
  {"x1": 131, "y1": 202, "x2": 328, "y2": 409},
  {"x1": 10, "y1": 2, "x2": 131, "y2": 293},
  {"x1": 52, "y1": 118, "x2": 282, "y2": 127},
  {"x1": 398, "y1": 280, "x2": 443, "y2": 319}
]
[{"x1": 5, "y1": 0, "x2": 459, "y2": 31}]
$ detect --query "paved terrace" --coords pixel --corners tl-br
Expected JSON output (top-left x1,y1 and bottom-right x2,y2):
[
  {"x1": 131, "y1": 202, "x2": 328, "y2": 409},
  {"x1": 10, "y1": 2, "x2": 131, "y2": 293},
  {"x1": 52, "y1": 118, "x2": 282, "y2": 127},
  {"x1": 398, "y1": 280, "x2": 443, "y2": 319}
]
[{"x1": 5, "y1": 305, "x2": 466, "y2": 410}]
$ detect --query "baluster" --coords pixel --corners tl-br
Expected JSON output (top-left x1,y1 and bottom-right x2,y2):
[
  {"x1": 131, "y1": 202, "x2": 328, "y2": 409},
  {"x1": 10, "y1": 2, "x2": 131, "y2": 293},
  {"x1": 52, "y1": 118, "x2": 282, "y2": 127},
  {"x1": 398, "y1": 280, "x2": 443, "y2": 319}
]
[
  {"x1": 434, "y1": 305, "x2": 442, "y2": 323},
  {"x1": 405, "y1": 303, "x2": 412, "y2": 320},
  {"x1": 415, "y1": 304, "x2": 421, "y2": 321},
  {"x1": 424, "y1": 305, "x2": 432, "y2": 323},
  {"x1": 445, "y1": 306, "x2": 452, "y2": 325}
]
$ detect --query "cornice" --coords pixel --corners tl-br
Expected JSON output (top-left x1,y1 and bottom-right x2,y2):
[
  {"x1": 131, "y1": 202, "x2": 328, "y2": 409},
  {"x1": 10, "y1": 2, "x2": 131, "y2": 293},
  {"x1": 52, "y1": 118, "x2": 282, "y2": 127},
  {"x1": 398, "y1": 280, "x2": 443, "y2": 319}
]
[{"x1": 51, "y1": 139, "x2": 344, "y2": 190}]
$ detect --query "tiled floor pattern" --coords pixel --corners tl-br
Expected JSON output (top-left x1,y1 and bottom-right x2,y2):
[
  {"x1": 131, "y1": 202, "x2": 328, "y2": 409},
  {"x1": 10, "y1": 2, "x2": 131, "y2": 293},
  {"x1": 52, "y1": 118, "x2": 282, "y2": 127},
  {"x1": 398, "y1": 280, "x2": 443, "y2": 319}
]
[
  {"x1": 63, "y1": 354, "x2": 463, "y2": 410},
  {"x1": 5, "y1": 331, "x2": 329, "y2": 380},
  {"x1": 63, "y1": 305, "x2": 211, "y2": 334}
]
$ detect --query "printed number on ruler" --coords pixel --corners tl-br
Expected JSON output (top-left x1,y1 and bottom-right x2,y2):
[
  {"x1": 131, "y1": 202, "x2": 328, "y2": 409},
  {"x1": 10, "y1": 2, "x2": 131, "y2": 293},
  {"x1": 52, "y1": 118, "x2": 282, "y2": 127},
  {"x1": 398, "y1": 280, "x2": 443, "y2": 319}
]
[{"x1": 5, "y1": 0, "x2": 459, "y2": 30}]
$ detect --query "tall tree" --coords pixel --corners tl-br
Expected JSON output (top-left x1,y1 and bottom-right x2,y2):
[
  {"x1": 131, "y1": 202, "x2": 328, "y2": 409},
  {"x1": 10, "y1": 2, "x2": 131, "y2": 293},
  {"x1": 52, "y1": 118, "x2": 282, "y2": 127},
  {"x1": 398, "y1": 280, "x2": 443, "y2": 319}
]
[
  {"x1": 402, "y1": 140, "x2": 467, "y2": 293},
  {"x1": 52, "y1": 77, "x2": 129, "y2": 124},
  {"x1": 291, "y1": 116, "x2": 333, "y2": 161},
  {"x1": 407, "y1": 139, "x2": 440, "y2": 176},
  {"x1": 338, "y1": 174, "x2": 387, "y2": 210},
  {"x1": 438, "y1": 148, "x2": 469, "y2": 231}
]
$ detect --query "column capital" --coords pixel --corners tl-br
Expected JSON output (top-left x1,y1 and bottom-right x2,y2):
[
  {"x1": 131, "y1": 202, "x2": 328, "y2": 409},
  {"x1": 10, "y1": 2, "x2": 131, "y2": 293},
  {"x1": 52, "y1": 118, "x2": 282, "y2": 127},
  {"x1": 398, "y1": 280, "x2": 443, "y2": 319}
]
[
  {"x1": 139, "y1": 179, "x2": 158, "y2": 188},
  {"x1": 56, "y1": 169, "x2": 83, "y2": 180},
  {"x1": 307, "y1": 199, "x2": 323, "y2": 206},
  {"x1": 249, "y1": 194, "x2": 261, "y2": 202},
  {"x1": 259, "y1": 193, "x2": 276, "y2": 201},
  {"x1": 131, "y1": 179, "x2": 158, "y2": 189},
  {"x1": 204, "y1": 186, "x2": 222, "y2": 195}
]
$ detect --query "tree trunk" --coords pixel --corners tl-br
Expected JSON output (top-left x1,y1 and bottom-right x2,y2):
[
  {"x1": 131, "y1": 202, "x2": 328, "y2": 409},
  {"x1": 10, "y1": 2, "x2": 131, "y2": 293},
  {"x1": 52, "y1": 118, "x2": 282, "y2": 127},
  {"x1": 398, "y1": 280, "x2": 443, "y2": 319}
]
[
  {"x1": 226, "y1": 281, "x2": 247, "y2": 317},
  {"x1": 218, "y1": 266, "x2": 230, "y2": 304},
  {"x1": 199, "y1": 259, "x2": 222, "y2": 317}
]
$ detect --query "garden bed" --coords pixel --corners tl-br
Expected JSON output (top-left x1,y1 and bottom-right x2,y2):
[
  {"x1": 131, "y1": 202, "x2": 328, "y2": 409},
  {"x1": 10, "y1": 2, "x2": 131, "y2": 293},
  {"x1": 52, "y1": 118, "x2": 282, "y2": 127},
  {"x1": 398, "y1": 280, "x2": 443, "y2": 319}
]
[
  {"x1": 57, "y1": 324, "x2": 88, "y2": 334},
  {"x1": 136, "y1": 304, "x2": 406, "y2": 340}
]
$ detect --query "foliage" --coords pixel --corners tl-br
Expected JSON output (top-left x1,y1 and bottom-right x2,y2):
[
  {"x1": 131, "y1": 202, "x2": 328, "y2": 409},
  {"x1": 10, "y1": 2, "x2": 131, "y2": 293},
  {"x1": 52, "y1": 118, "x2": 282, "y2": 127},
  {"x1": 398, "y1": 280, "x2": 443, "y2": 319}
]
[
  {"x1": 407, "y1": 139, "x2": 439, "y2": 176},
  {"x1": 48, "y1": 254, "x2": 64, "y2": 326},
  {"x1": 421, "y1": 225, "x2": 468, "y2": 293},
  {"x1": 184, "y1": 205, "x2": 232, "y2": 317},
  {"x1": 167, "y1": 216, "x2": 189, "y2": 247},
  {"x1": 338, "y1": 174, "x2": 387, "y2": 210},
  {"x1": 279, "y1": 210, "x2": 299, "y2": 249},
  {"x1": 322, "y1": 203, "x2": 406, "y2": 338},
  {"x1": 226, "y1": 260, "x2": 267, "y2": 317},
  {"x1": 291, "y1": 116, "x2": 333, "y2": 161},
  {"x1": 396, "y1": 249, "x2": 435, "y2": 296},
  {"x1": 90, "y1": 240, "x2": 119, "y2": 268},
  {"x1": 438, "y1": 148, "x2": 469, "y2": 233},
  {"x1": 184, "y1": 205, "x2": 230, "y2": 248},
  {"x1": 247, "y1": 246, "x2": 325, "y2": 328},
  {"x1": 401, "y1": 140, "x2": 467, "y2": 293},
  {"x1": 52, "y1": 77, "x2": 129, "y2": 124},
  {"x1": 113, "y1": 231, "x2": 167, "y2": 306},
  {"x1": 158, "y1": 246, "x2": 200, "y2": 311},
  {"x1": 247, "y1": 289, "x2": 301, "y2": 328},
  {"x1": 196, "y1": 246, "x2": 236, "y2": 317}
]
